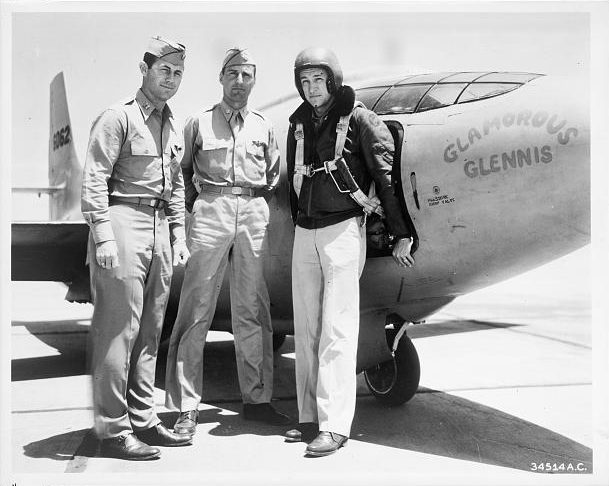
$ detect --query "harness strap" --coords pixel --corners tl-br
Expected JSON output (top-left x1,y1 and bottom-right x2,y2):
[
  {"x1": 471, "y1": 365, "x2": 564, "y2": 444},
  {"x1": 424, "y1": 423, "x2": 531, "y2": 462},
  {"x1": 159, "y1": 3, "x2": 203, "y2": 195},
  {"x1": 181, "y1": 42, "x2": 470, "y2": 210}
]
[
  {"x1": 336, "y1": 113, "x2": 384, "y2": 217},
  {"x1": 335, "y1": 115, "x2": 350, "y2": 158},
  {"x1": 292, "y1": 109, "x2": 384, "y2": 218},
  {"x1": 293, "y1": 123, "x2": 305, "y2": 197}
]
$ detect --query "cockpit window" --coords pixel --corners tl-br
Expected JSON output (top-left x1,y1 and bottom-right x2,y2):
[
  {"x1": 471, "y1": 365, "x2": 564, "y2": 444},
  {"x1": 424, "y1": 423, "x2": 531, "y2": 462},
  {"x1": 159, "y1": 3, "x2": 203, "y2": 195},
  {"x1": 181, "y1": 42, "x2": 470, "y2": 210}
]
[
  {"x1": 374, "y1": 84, "x2": 432, "y2": 114},
  {"x1": 457, "y1": 83, "x2": 519, "y2": 103},
  {"x1": 359, "y1": 72, "x2": 542, "y2": 115},
  {"x1": 417, "y1": 83, "x2": 468, "y2": 112},
  {"x1": 398, "y1": 73, "x2": 453, "y2": 84},
  {"x1": 355, "y1": 86, "x2": 391, "y2": 110},
  {"x1": 476, "y1": 72, "x2": 542, "y2": 83},
  {"x1": 440, "y1": 72, "x2": 488, "y2": 83}
]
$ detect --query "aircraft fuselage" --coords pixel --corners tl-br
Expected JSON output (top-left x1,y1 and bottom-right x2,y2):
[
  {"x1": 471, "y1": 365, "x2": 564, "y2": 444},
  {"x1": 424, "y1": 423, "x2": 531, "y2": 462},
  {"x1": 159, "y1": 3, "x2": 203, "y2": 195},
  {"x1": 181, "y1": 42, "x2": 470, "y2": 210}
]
[{"x1": 204, "y1": 74, "x2": 589, "y2": 335}]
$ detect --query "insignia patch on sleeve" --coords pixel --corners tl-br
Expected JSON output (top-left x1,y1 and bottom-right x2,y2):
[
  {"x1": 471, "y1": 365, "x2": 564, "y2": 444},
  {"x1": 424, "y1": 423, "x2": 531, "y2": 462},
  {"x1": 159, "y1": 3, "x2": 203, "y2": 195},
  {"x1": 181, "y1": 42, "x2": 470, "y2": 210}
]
[{"x1": 368, "y1": 112, "x2": 381, "y2": 127}]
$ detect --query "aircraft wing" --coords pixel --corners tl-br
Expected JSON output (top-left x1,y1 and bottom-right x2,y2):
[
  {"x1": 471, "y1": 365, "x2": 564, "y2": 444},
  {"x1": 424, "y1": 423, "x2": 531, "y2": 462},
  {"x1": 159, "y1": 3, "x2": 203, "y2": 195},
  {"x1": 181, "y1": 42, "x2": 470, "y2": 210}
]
[
  {"x1": 12, "y1": 185, "x2": 65, "y2": 194},
  {"x1": 11, "y1": 221, "x2": 89, "y2": 282}
]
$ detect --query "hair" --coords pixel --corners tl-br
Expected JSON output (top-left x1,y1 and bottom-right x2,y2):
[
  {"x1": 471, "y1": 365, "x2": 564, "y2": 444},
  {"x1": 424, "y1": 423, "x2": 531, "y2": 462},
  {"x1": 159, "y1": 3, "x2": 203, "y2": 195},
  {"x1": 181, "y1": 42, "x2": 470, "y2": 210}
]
[{"x1": 143, "y1": 52, "x2": 160, "y2": 69}]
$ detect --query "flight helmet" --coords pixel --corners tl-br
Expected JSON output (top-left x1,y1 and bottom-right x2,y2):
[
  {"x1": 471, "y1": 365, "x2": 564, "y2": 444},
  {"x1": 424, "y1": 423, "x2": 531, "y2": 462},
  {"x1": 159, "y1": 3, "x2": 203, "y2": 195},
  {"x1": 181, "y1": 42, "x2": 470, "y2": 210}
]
[{"x1": 294, "y1": 47, "x2": 343, "y2": 100}]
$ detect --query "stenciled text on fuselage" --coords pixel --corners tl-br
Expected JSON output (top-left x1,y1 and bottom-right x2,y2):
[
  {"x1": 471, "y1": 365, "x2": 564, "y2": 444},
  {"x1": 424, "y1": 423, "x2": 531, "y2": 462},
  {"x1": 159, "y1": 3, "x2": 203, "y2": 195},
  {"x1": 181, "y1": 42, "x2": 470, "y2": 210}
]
[{"x1": 442, "y1": 110, "x2": 578, "y2": 178}]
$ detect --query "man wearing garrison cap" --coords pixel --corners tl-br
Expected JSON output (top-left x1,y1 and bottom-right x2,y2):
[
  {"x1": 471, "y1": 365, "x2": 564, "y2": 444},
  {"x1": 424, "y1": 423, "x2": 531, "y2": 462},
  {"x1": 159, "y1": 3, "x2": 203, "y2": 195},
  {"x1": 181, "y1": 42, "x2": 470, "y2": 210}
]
[
  {"x1": 82, "y1": 35, "x2": 191, "y2": 460},
  {"x1": 165, "y1": 47, "x2": 287, "y2": 435}
]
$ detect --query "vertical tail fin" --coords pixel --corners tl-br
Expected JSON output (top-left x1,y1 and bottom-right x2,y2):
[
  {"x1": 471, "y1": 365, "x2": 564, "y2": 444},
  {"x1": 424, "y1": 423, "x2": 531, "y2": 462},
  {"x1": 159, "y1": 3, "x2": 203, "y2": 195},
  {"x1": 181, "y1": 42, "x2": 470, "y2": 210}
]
[{"x1": 49, "y1": 72, "x2": 82, "y2": 221}]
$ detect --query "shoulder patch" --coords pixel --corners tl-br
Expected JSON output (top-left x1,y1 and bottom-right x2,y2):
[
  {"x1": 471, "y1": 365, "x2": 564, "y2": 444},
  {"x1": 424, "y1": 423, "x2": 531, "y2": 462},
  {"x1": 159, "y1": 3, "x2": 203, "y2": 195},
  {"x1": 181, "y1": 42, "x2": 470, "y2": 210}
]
[{"x1": 368, "y1": 111, "x2": 381, "y2": 127}]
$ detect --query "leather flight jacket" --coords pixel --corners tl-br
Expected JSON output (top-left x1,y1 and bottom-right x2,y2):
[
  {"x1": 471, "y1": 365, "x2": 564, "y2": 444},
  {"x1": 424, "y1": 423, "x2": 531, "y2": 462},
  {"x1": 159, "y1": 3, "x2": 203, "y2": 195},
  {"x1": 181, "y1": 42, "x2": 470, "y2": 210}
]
[{"x1": 287, "y1": 85, "x2": 411, "y2": 239}]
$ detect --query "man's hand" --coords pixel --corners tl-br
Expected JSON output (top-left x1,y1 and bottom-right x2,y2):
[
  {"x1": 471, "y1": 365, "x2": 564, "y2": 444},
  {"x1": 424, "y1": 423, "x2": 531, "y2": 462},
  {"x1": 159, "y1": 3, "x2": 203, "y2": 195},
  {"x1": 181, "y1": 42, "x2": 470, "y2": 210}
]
[
  {"x1": 96, "y1": 240, "x2": 120, "y2": 269},
  {"x1": 392, "y1": 237, "x2": 414, "y2": 268},
  {"x1": 173, "y1": 240, "x2": 190, "y2": 266}
]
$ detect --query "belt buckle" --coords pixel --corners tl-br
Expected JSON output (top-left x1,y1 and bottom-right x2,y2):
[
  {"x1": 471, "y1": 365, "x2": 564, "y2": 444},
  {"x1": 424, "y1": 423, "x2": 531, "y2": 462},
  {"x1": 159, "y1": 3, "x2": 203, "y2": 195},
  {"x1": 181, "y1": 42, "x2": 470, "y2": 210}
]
[
  {"x1": 147, "y1": 198, "x2": 163, "y2": 209},
  {"x1": 231, "y1": 186, "x2": 244, "y2": 195}
]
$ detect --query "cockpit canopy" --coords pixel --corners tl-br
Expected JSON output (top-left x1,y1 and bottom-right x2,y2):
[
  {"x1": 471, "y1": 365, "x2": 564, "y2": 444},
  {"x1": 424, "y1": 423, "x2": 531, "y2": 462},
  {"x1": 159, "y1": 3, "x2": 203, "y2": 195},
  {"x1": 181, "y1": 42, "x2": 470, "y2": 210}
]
[{"x1": 356, "y1": 72, "x2": 543, "y2": 115}]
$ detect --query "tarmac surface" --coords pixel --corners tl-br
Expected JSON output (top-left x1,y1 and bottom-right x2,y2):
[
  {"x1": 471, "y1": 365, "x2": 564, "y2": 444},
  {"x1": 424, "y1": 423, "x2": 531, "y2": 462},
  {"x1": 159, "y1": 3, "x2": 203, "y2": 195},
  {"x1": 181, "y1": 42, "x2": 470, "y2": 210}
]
[{"x1": 7, "y1": 245, "x2": 608, "y2": 486}]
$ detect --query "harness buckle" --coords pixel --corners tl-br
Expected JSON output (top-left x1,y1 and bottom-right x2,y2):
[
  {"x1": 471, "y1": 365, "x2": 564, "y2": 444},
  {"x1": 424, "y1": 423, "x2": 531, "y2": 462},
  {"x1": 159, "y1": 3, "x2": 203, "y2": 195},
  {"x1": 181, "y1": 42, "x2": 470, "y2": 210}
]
[
  {"x1": 323, "y1": 159, "x2": 338, "y2": 173},
  {"x1": 295, "y1": 165, "x2": 312, "y2": 177}
]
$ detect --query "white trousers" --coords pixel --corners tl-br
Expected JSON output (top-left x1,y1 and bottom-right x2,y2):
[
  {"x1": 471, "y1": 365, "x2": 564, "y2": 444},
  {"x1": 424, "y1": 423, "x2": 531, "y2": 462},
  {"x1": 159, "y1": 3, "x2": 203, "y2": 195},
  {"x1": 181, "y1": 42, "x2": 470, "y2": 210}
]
[{"x1": 292, "y1": 217, "x2": 366, "y2": 437}]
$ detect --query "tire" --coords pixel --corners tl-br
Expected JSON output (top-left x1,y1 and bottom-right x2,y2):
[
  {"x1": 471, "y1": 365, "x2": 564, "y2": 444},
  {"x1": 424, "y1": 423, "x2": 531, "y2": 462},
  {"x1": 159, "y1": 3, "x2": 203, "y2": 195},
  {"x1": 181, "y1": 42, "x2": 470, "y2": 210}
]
[{"x1": 363, "y1": 329, "x2": 420, "y2": 405}]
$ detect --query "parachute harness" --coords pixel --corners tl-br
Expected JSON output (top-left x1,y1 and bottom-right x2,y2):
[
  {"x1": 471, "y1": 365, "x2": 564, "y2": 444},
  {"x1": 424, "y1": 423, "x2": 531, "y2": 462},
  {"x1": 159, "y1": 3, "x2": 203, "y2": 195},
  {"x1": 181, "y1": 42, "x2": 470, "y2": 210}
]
[{"x1": 293, "y1": 110, "x2": 384, "y2": 221}]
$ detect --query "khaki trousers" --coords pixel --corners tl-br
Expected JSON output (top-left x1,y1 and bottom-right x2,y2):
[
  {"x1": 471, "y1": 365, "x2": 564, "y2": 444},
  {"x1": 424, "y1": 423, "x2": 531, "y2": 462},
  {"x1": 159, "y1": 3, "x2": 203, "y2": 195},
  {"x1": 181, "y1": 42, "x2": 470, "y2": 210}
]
[
  {"x1": 292, "y1": 217, "x2": 366, "y2": 437},
  {"x1": 165, "y1": 192, "x2": 273, "y2": 411},
  {"x1": 88, "y1": 203, "x2": 171, "y2": 439}
]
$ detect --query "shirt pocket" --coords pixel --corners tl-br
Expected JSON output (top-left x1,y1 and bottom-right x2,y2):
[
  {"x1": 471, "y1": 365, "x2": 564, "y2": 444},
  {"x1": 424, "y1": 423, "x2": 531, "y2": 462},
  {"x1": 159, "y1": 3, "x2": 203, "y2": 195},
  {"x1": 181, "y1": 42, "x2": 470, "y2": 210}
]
[
  {"x1": 125, "y1": 136, "x2": 159, "y2": 181},
  {"x1": 244, "y1": 140, "x2": 267, "y2": 182},
  {"x1": 200, "y1": 138, "x2": 230, "y2": 177},
  {"x1": 131, "y1": 136, "x2": 159, "y2": 156}
]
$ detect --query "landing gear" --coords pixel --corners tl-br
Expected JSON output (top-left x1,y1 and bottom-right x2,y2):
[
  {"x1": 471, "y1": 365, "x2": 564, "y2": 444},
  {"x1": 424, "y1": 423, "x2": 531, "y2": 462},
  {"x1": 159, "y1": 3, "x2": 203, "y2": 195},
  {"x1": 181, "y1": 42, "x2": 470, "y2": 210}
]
[{"x1": 363, "y1": 324, "x2": 420, "y2": 405}]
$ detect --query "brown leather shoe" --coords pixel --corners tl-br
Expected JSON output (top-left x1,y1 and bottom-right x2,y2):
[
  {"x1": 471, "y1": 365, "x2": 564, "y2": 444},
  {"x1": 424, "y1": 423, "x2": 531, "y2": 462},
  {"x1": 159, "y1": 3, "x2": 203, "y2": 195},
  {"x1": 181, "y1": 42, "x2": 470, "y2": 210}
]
[
  {"x1": 243, "y1": 403, "x2": 292, "y2": 426},
  {"x1": 285, "y1": 423, "x2": 319, "y2": 443},
  {"x1": 100, "y1": 433, "x2": 161, "y2": 460},
  {"x1": 305, "y1": 431, "x2": 348, "y2": 457},
  {"x1": 136, "y1": 423, "x2": 193, "y2": 447},
  {"x1": 174, "y1": 409, "x2": 199, "y2": 436}
]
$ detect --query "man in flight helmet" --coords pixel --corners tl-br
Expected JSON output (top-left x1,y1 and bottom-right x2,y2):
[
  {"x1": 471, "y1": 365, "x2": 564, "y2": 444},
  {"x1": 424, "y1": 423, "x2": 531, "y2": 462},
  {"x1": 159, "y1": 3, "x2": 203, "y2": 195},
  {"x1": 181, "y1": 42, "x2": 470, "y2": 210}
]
[{"x1": 285, "y1": 47, "x2": 415, "y2": 457}]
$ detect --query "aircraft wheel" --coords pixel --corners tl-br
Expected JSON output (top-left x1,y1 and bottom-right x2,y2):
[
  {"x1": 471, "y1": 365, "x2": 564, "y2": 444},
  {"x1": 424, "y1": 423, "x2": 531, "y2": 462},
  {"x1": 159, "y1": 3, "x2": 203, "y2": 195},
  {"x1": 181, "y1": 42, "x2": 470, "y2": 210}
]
[
  {"x1": 363, "y1": 329, "x2": 420, "y2": 405},
  {"x1": 272, "y1": 333, "x2": 286, "y2": 351}
]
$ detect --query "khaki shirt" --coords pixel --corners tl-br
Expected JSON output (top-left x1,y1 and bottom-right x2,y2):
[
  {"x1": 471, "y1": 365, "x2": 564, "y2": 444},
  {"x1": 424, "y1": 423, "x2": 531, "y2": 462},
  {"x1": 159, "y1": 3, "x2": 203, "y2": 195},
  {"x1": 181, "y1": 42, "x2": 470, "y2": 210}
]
[
  {"x1": 181, "y1": 100, "x2": 280, "y2": 210},
  {"x1": 81, "y1": 90, "x2": 185, "y2": 244}
]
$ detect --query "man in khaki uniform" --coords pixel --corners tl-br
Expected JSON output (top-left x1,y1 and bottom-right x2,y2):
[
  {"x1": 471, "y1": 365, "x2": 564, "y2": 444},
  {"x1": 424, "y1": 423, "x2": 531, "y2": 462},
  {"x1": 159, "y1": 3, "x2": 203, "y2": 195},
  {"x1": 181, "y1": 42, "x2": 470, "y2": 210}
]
[
  {"x1": 82, "y1": 35, "x2": 192, "y2": 460},
  {"x1": 165, "y1": 48, "x2": 289, "y2": 435}
]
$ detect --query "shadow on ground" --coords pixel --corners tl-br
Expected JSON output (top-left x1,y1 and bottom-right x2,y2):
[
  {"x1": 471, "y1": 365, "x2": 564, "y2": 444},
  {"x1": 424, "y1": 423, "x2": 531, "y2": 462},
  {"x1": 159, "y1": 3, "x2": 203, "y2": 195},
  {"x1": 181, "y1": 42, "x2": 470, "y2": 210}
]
[
  {"x1": 12, "y1": 320, "x2": 91, "y2": 380},
  {"x1": 17, "y1": 319, "x2": 592, "y2": 474},
  {"x1": 351, "y1": 391, "x2": 592, "y2": 474},
  {"x1": 21, "y1": 383, "x2": 592, "y2": 474}
]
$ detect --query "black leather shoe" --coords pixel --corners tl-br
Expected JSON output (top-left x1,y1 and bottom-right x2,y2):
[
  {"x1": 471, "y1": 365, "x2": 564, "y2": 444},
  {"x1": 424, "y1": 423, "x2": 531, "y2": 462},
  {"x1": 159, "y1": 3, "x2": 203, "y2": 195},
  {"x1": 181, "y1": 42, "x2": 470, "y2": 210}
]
[
  {"x1": 136, "y1": 423, "x2": 193, "y2": 447},
  {"x1": 173, "y1": 409, "x2": 199, "y2": 436},
  {"x1": 305, "y1": 431, "x2": 348, "y2": 457},
  {"x1": 243, "y1": 403, "x2": 292, "y2": 425},
  {"x1": 100, "y1": 433, "x2": 161, "y2": 461},
  {"x1": 285, "y1": 423, "x2": 319, "y2": 443}
]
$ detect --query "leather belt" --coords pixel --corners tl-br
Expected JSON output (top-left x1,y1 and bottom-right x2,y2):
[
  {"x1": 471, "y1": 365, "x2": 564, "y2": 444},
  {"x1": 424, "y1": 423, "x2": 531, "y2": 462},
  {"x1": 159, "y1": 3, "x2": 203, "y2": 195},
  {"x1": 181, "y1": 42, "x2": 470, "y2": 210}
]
[
  {"x1": 200, "y1": 183, "x2": 259, "y2": 197},
  {"x1": 109, "y1": 196, "x2": 166, "y2": 209}
]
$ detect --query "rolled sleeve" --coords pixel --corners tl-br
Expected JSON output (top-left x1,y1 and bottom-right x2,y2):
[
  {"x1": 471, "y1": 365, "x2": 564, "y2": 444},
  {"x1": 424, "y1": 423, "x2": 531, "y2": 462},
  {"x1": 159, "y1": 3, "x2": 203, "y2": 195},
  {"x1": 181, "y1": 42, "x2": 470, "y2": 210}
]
[{"x1": 81, "y1": 108, "x2": 125, "y2": 244}]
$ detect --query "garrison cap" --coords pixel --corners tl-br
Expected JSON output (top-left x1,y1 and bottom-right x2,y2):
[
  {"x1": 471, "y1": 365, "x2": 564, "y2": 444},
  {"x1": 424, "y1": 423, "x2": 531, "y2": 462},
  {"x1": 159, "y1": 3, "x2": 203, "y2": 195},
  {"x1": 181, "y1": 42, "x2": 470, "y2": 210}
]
[
  {"x1": 221, "y1": 47, "x2": 256, "y2": 73},
  {"x1": 146, "y1": 35, "x2": 186, "y2": 65}
]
